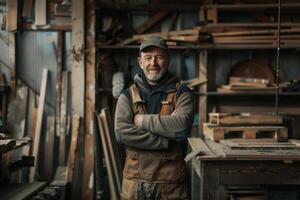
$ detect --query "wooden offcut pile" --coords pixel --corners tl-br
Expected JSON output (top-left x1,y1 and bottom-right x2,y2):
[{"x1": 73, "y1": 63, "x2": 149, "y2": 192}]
[{"x1": 203, "y1": 113, "x2": 288, "y2": 142}]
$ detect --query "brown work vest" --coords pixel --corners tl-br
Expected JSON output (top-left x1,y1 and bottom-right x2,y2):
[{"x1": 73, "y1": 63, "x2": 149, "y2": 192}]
[{"x1": 123, "y1": 84, "x2": 186, "y2": 183}]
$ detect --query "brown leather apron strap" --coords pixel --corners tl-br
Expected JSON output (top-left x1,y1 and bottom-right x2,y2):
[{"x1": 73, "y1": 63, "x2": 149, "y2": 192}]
[
  {"x1": 160, "y1": 82, "x2": 181, "y2": 115},
  {"x1": 129, "y1": 84, "x2": 147, "y2": 114}
]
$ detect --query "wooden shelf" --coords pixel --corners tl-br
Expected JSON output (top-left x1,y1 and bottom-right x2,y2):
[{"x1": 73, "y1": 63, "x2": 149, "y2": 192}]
[
  {"x1": 202, "y1": 3, "x2": 300, "y2": 11},
  {"x1": 97, "y1": 44, "x2": 300, "y2": 50},
  {"x1": 96, "y1": 2, "x2": 201, "y2": 11},
  {"x1": 197, "y1": 92, "x2": 300, "y2": 96}
]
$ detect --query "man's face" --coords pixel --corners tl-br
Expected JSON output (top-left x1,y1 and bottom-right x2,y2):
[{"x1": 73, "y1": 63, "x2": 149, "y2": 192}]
[{"x1": 138, "y1": 47, "x2": 169, "y2": 82}]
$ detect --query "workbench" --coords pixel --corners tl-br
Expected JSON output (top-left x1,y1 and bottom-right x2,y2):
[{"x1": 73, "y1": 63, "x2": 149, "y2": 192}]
[{"x1": 189, "y1": 138, "x2": 300, "y2": 200}]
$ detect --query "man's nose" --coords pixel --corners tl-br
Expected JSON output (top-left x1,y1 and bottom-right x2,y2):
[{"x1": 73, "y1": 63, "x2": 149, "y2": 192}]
[{"x1": 150, "y1": 57, "x2": 158, "y2": 66}]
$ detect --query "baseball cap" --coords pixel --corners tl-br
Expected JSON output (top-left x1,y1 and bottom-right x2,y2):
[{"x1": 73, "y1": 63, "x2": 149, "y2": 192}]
[{"x1": 139, "y1": 36, "x2": 168, "y2": 51}]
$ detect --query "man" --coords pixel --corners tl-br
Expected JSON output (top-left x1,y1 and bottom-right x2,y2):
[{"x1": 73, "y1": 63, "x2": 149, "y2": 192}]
[{"x1": 115, "y1": 36, "x2": 194, "y2": 199}]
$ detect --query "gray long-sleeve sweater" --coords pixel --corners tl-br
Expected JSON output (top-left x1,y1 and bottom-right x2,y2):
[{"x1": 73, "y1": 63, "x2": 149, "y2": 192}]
[{"x1": 114, "y1": 72, "x2": 194, "y2": 150}]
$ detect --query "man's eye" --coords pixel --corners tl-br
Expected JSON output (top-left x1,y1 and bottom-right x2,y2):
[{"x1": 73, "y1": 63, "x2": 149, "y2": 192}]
[
  {"x1": 144, "y1": 57, "x2": 151, "y2": 61},
  {"x1": 156, "y1": 56, "x2": 165, "y2": 60}
]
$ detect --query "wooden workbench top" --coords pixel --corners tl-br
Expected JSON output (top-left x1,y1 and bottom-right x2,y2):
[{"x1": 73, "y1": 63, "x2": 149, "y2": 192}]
[{"x1": 188, "y1": 138, "x2": 300, "y2": 161}]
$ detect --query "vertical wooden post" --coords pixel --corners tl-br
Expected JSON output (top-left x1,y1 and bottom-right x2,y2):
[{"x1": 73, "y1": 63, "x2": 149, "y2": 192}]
[
  {"x1": 72, "y1": 0, "x2": 85, "y2": 117},
  {"x1": 72, "y1": 0, "x2": 86, "y2": 199},
  {"x1": 82, "y1": 0, "x2": 96, "y2": 199},
  {"x1": 198, "y1": 7, "x2": 208, "y2": 138},
  {"x1": 199, "y1": 51, "x2": 208, "y2": 138}
]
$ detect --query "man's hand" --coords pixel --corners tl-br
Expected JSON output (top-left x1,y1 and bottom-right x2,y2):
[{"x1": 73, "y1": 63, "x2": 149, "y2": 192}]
[{"x1": 134, "y1": 114, "x2": 143, "y2": 128}]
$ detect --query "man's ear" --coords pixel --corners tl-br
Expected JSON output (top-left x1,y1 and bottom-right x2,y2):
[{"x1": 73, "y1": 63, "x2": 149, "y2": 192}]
[{"x1": 137, "y1": 57, "x2": 142, "y2": 67}]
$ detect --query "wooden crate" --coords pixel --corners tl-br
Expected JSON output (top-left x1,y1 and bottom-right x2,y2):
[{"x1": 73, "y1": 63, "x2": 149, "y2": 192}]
[
  {"x1": 209, "y1": 113, "x2": 283, "y2": 126},
  {"x1": 203, "y1": 123, "x2": 288, "y2": 142}
]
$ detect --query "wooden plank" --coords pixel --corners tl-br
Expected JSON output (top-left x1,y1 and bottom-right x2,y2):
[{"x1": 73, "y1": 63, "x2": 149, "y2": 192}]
[
  {"x1": 209, "y1": 113, "x2": 283, "y2": 125},
  {"x1": 219, "y1": 139, "x2": 300, "y2": 150},
  {"x1": 215, "y1": 35, "x2": 300, "y2": 41},
  {"x1": 59, "y1": 71, "x2": 68, "y2": 165},
  {"x1": 22, "y1": 0, "x2": 33, "y2": 18},
  {"x1": 212, "y1": 28, "x2": 300, "y2": 37},
  {"x1": 204, "y1": 139, "x2": 300, "y2": 160},
  {"x1": 6, "y1": 0, "x2": 18, "y2": 31},
  {"x1": 230, "y1": 76, "x2": 269, "y2": 84},
  {"x1": 202, "y1": 3, "x2": 300, "y2": 11},
  {"x1": 29, "y1": 69, "x2": 48, "y2": 183},
  {"x1": 67, "y1": 115, "x2": 81, "y2": 183},
  {"x1": 97, "y1": 114, "x2": 120, "y2": 200},
  {"x1": 290, "y1": 139, "x2": 300, "y2": 147},
  {"x1": 133, "y1": 28, "x2": 199, "y2": 40},
  {"x1": 203, "y1": 123, "x2": 288, "y2": 142},
  {"x1": 44, "y1": 116, "x2": 55, "y2": 182},
  {"x1": 100, "y1": 109, "x2": 122, "y2": 193},
  {"x1": 135, "y1": 11, "x2": 169, "y2": 34},
  {"x1": 35, "y1": 0, "x2": 47, "y2": 26}
]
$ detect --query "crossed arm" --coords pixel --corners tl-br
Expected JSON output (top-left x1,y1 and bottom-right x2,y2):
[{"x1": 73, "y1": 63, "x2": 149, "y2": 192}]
[{"x1": 114, "y1": 92, "x2": 194, "y2": 150}]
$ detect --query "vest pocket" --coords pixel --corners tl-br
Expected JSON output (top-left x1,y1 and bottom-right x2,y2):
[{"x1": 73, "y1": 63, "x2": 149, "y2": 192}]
[
  {"x1": 124, "y1": 152, "x2": 140, "y2": 178},
  {"x1": 155, "y1": 154, "x2": 185, "y2": 182}
]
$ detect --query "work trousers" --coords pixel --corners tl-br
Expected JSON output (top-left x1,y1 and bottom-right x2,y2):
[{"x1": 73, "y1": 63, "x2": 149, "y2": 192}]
[{"x1": 121, "y1": 178, "x2": 188, "y2": 200}]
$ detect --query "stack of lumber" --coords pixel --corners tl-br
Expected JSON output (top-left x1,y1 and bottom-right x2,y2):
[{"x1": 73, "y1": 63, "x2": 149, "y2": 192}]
[
  {"x1": 200, "y1": 24, "x2": 300, "y2": 46},
  {"x1": 203, "y1": 113, "x2": 288, "y2": 142},
  {"x1": 218, "y1": 76, "x2": 276, "y2": 92},
  {"x1": 121, "y1": 28, "x2": 202, "y2": 46}
]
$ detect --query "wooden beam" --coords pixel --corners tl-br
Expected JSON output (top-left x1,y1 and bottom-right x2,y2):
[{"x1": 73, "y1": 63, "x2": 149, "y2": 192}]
[
  {"x1": 82, "y1": 0, "x2": 96, "y2": 199},
  {"x1": 71, "y1": 0, "x2": 85, "y2": 199},
  {"x1": 29, "y1": 69, "x2": 48, "y2": 183},
  {"x1": 35, "y1": 0, "x2": 47, "y2": 26},
  {"x1": 135, "y1": 11, "x2": 169, "y2": 34},
  {"x1": 72, "y1": 0, "x2": 85, "y2": 116},
  {"x1": 6, "y1": 0, "x2": 18, "y2": 31},
  {"x1": 67, "y1": 115, "x2": 81, "y2": 183}
]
